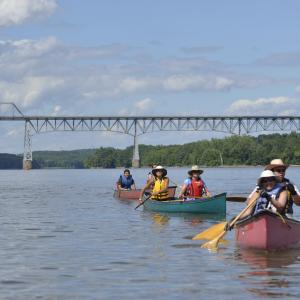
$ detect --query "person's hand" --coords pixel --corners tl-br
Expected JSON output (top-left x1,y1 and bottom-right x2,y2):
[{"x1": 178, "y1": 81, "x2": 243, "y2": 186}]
[
  {"x1": 152, "y1": 192, "x2": 158, "y2": 196},
  {"x1": 287, "y1": 183, "x2": 297, "y2": 195},
  {"x1": 138, "y1": 198, "x2": 142, "y2": 203},
  {"x1": 260, "y1": 190, "x2": 271, "y2": 200},
  {"x1": 225, "y1": 222, "x2": 233, "y2": 231}
]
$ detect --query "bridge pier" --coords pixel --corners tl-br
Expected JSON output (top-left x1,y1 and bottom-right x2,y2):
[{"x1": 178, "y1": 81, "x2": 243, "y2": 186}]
[
  {"x1": 132, "y1": 134, "x2": 140, "y2": 168},
  {"x1": 23, "y1": 121, "x2": 32, "y2": 170}
]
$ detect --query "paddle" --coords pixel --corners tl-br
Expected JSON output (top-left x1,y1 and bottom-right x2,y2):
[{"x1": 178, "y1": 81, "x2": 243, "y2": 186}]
[
  {"x1": 226, "y1": 195, "x2": 247, "y2": 202},
  {"x1": 193, "y1": 191, "x2": 260, "y2": 251},
  {"x1": 134, "y1": 194, "x2": 152, "y2": 210}
]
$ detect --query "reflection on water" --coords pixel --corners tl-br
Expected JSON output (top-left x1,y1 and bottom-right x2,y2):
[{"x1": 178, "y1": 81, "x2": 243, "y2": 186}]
[{"x1": 234, "y1": 248, "x2": 300, "y2": 298}]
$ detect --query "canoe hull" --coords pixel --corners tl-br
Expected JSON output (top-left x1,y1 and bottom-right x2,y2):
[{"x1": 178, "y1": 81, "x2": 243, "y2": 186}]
[
  {"x1": 235, "y1": 210, "x2": 300, "y2": 250},
  {"x1": 143, "y1": 193, "x2": 226, "y2": 214},
  {"x1": 114, "y1": 186, "x2": 177, "y2": 200}
]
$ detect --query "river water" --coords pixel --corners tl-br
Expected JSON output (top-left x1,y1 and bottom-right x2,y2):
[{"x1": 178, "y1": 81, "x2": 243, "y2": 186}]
[{"x1": 0, "y1": 167, "x2": 300, "y2": 299}]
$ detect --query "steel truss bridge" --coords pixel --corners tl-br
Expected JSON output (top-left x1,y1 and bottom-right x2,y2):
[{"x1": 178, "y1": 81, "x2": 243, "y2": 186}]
[{"x1": 1, "y1": 102, "x2": 300, "y2": 169}]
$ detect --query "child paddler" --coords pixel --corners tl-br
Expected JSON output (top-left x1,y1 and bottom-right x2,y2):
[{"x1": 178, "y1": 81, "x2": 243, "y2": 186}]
[
  {"x1": 178, "y1": 165, "x2": 211, "y2": 200},
  {"x1": 117, "y1": 169, "x2": 136, "y2": 190},
  {"x1": 139, "y1": 166, "x2": 170, "y2": 202}
]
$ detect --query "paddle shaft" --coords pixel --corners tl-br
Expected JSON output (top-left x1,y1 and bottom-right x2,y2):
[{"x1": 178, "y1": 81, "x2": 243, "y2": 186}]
[
  {"x1": 134, "y1": 195, "x2": 152, "y2": 210},
  {"x1": 228, "y1": 191, "x2": 260, "y2": 227}
]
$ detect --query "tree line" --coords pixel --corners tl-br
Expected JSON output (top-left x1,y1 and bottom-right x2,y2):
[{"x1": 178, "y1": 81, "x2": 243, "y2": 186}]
[
  {"x1": 85, "y1": 132, "x2": 300, "y2": 168},
  {"x1": 1, "y1": 133, "x2": 300, "y2": 169}
]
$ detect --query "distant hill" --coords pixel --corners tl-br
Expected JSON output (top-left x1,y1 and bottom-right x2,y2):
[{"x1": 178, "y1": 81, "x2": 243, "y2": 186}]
[
  {"x1": 0, "y1": 153, "x2": 23, "y2": 169},
  {"x1": 33, "y1": 149, "x2": 97, "y2": 169},
  {"x1": 1, "y1": 132, "x2": 300, "y2": 169},
  {"x1": 0, "y1": 149, "x2": 96, "y2": 169}
]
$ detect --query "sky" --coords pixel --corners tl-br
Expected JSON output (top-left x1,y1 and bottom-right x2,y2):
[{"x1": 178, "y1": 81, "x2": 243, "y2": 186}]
[{"x1": 0, "y1": 0, "x2": 300, "y2": 153}]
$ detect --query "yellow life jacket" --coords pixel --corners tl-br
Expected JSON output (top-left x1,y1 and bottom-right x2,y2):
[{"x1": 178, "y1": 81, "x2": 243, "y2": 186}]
[{"x1": 151, "y1": 177, "x2": 169, "y2": 200}]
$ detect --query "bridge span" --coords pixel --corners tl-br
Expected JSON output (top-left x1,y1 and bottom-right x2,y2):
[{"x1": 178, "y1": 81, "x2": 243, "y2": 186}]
[{"x1": 1, "y1": 102, "x2": 300, "y2": 169}]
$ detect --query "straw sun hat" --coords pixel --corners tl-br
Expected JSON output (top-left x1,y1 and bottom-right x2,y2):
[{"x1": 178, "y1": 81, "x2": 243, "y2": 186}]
[
  {"x1": 188, "y1": 165, "x2": 204, "y2": 176},
  {"x1": 152, "y1": 165, "x2": 167, "y2": 176},
  {"x1": 265, "y1": 159, "x2": 289, "y2": 171}
]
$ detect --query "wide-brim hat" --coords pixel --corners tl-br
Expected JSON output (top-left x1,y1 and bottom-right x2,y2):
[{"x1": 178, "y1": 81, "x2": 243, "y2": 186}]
[
  {"x1": 152, "y1": 165, "x2": 167, "y2": 176},
  {"x1": 257, "y1": 170, "x2": 276, "y2": 186},
  {"x1": 188, "y1": 165, "x2": 203, "y2": 175},
  {"x1": 265, "y1": 159, "x2": 289, "y2": 171}
]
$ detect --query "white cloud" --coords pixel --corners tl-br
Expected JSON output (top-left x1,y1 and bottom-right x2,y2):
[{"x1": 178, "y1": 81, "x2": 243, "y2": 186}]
[
  {"x1": 227, "y1": 97, "x2": 300, "y2": 115},
  {"x1": 0, "y1": 36, "x2": 290, "y2": 116},
  {"x1": 296, "y1": 85, "x2": 300, "y2": 93},
  {"x1": 134, "y1": 98, "x2": 152, "y2": 111},
  {"x1": 0, "y1": 76, "x2": 65, "y2": 107},
  {"x1": 0, "y1": 0, "x2": 57, "y2": 27},
  {"x1": 162, "y1": 75, "x2": 234, "y2": 92}
]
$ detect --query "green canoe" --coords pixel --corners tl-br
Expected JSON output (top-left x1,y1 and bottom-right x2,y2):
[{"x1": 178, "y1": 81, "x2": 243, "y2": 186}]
[{"x1": 143, "y1": 193, "x2": 226, "y2": 214}]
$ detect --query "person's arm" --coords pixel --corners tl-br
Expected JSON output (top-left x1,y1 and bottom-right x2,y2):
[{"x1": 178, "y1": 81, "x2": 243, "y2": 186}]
[
  {"x1": 116, "y1": 177, "x2": 122, "y2": 190},
  {"x1": 139, "y1": 180, "x2": 153, "y2": 201},
  {"x1": 246, "y1": 186, "x2": 259, "y2": 204},
  {"x1": 240, "y1": 191, "x2": 260, "y2": 219},
  {"x1": 270, "y1": 190, "x2": 287, "y2": 212},
  {"x1": 152, "y1": 178, "x2": 169, "y2": 196},
  {"x1": 204, "y1": 187, "x2": 211, "y2": 198},
  {"x1": 202, "y1": 180, "x2": 211, "y2": 197},
  {"x1": 131, "y1": 179, "x2": 136, "y2": 190},
  {"x1": 287, "y1": 183, "x2": 300, "y2": 206},
  {"x1": 178, "y1": 183, "x2": 188, "y2": 198}
]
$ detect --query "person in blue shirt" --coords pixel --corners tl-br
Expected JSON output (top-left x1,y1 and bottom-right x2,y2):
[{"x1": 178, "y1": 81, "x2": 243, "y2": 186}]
[{"x1": 117, "y1": 169, "x2": 136, "y2": 190}]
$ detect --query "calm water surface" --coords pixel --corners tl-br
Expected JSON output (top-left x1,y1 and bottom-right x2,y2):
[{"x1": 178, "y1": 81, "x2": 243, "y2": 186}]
[{"x1": 0, "y1": 167, "x2": 300, "y2": 299}]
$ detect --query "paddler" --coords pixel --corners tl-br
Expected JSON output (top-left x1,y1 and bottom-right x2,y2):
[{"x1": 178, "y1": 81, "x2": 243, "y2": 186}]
[
  {"x1": 139, "y1": 166, "x2": 170, "y2": 201},
  {"x1": 242, "y1": 170, "x2": 288, "y2": 218},
  {"x1": 117, "y1": 169, "x2": 136, "y2": 190},
  {"x1": 247, "y1": 159, "x2": 300, "y2": 216},
  {"x1": 178, "y1": 165, "x2": 211, "y2": 200},
  {"x1": 265, "y1": 159, "x2": 300, "y2": 213}
]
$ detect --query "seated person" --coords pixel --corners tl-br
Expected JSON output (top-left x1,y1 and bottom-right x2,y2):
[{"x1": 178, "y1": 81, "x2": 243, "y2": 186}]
[
  {"x1": 139, "y1": 166, "x2": 169, "y2": 201},
  {"x1": 178, "y1": 165, "x2": 211, "y2": 200},
  {"x1": 265, "y1": 159, "x2": 300, "y2": 214},
  {"x1": 117, "y1": 169, "x2": 136, "y2": 190},
  {"x1": 242, "y1": 170, "x2": 287, "y2": 218}
]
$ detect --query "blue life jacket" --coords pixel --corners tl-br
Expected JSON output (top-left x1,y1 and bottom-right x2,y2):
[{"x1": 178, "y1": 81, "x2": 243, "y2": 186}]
[
  {"x1": 119, "y1": 174, "x2": 134, "y2": 189},
  {"x1": 253, "y1": 183, "x2": 284, "y2": 214}
]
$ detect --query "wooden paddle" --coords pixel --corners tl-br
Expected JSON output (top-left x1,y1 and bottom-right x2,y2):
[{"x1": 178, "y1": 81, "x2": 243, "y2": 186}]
[
  {"x1": 193, "y1": 191, "x2": 260, "y2": 251},
  {"x1": 134, "y1": 194, "x2": 152, "y2": 210},
  {"x1": 226, "y1": 195, "x2": 247, "y2": 202}
]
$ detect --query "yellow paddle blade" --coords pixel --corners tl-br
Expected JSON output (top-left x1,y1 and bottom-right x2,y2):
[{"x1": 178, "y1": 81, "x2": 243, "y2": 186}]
[
  {"x1": 201, "y1": 230, "x2": 227, "y2": 251},
  {"x1": 192, "y1": 222, "x2": 227, "y2": 240}
]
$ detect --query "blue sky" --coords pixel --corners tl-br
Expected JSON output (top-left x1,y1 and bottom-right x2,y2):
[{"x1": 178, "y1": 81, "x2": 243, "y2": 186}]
[{"x1": 0, "y1": 0, "x2": 300, "y2": 153}]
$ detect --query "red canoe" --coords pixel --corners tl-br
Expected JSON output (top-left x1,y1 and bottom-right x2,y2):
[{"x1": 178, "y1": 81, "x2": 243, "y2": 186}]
[
  {"x1": 235, "y1": 210, "x2": 300, "y2": 250},
  {"x1": 114, "y1": 186, "x2": 177, "y2": 200}
]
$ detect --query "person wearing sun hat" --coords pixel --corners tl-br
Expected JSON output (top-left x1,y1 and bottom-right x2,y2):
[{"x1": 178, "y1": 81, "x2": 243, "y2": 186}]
[
  {"x1": 242, "y1": 170, "x2": 288, "y2": 218},
  {"x1": 178, "y1": 165, "x2": 211, "y2": 200},
  {"x1": 264, "y1": 159, "x2": 300, "y2": 210},
  {"x1": 139, "y1": 165, "x2": 170, "y2": 201}
]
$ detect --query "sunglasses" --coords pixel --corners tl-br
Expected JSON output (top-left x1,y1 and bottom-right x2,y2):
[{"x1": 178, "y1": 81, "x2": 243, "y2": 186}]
[
  {"x1": 261, "y1": 177, "x2": 276, "y2": 184},
  {"x1": 273, "y1": 168, "x2": 286, "y2": 173}
]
